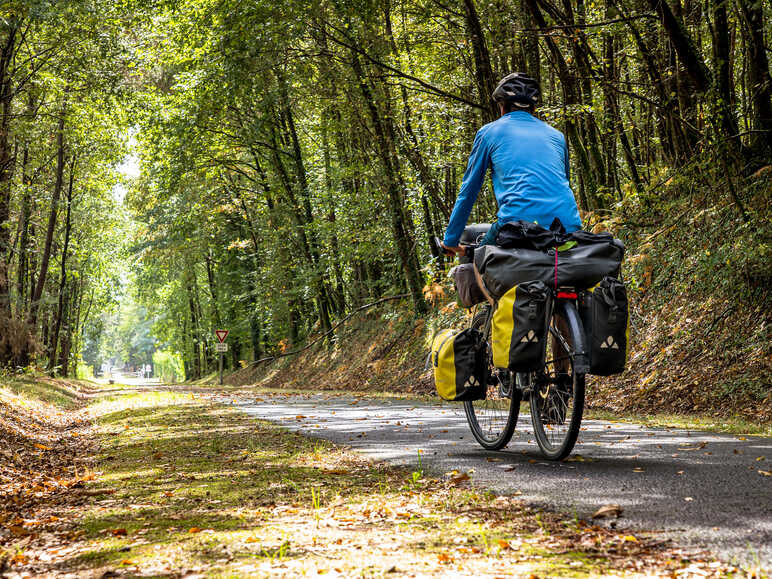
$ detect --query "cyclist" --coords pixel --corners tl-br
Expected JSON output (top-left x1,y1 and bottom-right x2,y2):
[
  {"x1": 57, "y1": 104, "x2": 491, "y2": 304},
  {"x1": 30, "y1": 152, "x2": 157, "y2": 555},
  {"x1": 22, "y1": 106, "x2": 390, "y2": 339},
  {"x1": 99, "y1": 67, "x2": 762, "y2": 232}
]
[{"x1": 441, "y1": 73, "x2": 582, "y2": 255}]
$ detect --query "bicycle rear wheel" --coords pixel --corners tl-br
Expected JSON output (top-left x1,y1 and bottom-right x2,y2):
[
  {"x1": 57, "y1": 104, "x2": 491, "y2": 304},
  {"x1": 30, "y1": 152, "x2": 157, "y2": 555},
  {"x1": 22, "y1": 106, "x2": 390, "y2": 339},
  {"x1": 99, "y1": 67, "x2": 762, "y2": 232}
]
[
  {"x1": 528, "y1": 300, "x2": 585, "y2": 460},
  {"x1": 464, "y1": 308, "x2": 520, "y2": 450}
]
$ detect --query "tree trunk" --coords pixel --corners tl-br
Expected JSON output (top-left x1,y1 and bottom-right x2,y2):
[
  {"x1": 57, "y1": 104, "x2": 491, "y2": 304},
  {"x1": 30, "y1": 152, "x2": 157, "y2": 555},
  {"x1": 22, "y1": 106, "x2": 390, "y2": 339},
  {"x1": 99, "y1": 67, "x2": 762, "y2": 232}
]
[
  {"x1": 187, "y1": 281, "x2": 201, "y2": 379},
  {"x1": 735, "y1": 0, "x2": 772, "y2": 158},
  {"x1": 462, "y1": 0, "x2": 498, "y2": 122},
  {"x1": 350, "y1": 51, "x2": 427, "y2": 313},
  {"x1": 205, "y1": 249, "x2": 222, "y2": 327},
  {"x1": 30, "y1": 112, "x2": 66, "y2": 327},
  {"x1": 525, "y1": 0, "x2": 598, "y2": 209},
  {"x1": 16, "y1": 143, "x2": 30, "y2": 311},
  {"x1": 272, "y1": 77, "x2": 334, "y2": 334},
  {"x1": 49, "y1": 156, "x2": 75, "y2": 374},
  {"x1": 0, "y1": 18, "x2": 19, "y2": 323}
]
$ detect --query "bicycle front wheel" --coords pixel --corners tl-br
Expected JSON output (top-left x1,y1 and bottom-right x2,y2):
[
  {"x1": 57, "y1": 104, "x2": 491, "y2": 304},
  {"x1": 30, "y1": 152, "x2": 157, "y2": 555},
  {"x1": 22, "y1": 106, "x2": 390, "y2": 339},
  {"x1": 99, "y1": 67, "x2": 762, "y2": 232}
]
[
  {"x1": 529, "y1": 300, "x2": 586, "y2": 460},
  {"x1": 464, "y1": 308, "x2": 520, "y2": 450}
]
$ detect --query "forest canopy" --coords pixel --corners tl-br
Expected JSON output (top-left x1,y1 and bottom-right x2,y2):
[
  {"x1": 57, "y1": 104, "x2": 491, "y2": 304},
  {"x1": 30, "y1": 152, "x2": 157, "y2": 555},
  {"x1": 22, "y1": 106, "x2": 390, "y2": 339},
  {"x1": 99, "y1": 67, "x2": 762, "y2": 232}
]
[{"x1": 0, "y1": 0, "x2": 768, "y2": 382}]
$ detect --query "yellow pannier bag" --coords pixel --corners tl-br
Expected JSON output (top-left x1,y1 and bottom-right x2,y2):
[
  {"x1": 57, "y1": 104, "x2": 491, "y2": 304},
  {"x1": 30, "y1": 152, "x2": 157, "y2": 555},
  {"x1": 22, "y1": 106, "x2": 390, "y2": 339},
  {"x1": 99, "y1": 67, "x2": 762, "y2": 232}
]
[
  {"x1": 491, "y1": 280, "x2": 551, "y2": 372},
  {"x1": 431, "y1": 328, "x2": 488, "y2": 401}
]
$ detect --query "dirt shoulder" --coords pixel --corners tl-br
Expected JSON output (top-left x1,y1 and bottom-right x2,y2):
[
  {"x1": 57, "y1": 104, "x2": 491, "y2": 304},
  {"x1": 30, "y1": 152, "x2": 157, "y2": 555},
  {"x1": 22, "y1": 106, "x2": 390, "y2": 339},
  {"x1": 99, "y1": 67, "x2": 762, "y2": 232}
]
[{"x1": 0, "y1": 379, "x2": 757, "y2": 577}]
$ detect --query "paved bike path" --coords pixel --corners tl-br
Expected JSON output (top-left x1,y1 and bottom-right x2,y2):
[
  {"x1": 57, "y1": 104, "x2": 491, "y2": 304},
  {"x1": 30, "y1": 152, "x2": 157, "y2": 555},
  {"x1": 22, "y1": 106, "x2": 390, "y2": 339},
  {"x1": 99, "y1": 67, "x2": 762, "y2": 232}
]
[{"x1": 236, "y1": 393, "x2": 771, "y2": 567}]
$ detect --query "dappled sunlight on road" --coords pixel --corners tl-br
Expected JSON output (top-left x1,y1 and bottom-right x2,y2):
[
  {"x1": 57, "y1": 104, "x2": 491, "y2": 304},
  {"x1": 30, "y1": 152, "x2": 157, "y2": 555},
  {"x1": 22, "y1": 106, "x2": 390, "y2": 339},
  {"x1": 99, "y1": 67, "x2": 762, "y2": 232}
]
[{"x1": 238, "y1": 393, "x2": 772, "y2": 568}]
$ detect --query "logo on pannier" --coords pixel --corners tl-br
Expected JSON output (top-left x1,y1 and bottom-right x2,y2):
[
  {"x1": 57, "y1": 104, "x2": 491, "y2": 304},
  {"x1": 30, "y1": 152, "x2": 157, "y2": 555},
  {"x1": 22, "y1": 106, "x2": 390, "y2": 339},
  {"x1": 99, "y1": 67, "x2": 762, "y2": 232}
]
[
  {"x1": 520, "y1": 330, "x2": 540, "y2": 343},
  {"x1": 600, "y1": 336, "x2": 619, "y2": 350}
]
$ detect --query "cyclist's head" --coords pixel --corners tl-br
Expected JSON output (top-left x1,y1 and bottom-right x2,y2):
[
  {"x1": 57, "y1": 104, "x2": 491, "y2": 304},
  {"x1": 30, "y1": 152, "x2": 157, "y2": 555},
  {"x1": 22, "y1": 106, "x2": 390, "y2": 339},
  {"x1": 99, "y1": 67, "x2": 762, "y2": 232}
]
[{"x1": 492, "y1": 72, "x2": 540, "y2": 114}]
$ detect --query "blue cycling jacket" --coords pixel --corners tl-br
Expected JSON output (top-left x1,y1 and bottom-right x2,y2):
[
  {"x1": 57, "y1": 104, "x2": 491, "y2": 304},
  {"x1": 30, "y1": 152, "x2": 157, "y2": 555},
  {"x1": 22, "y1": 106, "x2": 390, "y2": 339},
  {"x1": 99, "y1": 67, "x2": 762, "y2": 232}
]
[{"x1": 443, "y1": 110, "x2": 582, "y2": 247}]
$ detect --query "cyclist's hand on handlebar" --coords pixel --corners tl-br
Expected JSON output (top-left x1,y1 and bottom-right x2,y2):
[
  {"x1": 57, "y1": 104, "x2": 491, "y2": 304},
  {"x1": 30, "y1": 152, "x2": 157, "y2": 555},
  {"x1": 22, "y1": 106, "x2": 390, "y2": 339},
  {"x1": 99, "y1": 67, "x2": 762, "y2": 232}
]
[{"x1": 440, "y1": 241, "x2": 467, "y2": 257}]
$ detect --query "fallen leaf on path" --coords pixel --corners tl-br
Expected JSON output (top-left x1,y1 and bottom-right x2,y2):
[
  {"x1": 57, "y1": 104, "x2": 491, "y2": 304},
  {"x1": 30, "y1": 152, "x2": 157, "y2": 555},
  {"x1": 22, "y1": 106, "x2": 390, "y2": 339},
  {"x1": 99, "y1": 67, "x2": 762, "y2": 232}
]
[
  {"x1": 34, "y1": 443, "x2": 52, "y2": 450},
  {"x1": 437, "y1": 552, "x2": 454, "y2": 563},
  {"x1": 623, "y1": 535, "x2": 638, "y2": 542},
  {"x1": 565, "y1": 454, "x2": 593, "y2": 462},
  {"x1": 449, "y1": 471, "x2": 470, "y2": 485},
  {"x1": 188, "y1": 527, "x2": 202, "y2": 533},
  {"x1": 110, "y1": 528, "x2": 128, "y2": 536},
  {"x1": 592, "y1": 504, "x2": 623, "y2": 519},
  {"x1": 632, "y1": 467, "x2": 645, "y2": 473},
  {"x1": 759, "y1": 470, "x2": 771, "y2": 477}
]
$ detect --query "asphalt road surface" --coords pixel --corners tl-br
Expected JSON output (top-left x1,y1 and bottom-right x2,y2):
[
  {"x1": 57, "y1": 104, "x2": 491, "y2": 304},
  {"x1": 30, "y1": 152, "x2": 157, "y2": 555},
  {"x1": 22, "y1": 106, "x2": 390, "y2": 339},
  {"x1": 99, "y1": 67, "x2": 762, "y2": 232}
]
[{"x1": 236, "y1": 394, "x2": 771, "y2": 568}]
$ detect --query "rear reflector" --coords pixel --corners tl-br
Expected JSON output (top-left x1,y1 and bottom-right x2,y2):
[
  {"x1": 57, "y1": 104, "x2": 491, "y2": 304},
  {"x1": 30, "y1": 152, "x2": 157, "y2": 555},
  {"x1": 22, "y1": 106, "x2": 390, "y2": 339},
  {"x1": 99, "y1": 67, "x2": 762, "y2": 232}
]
[{"x1": 557, "y1": 292, "x2": 578, "y2": 299}]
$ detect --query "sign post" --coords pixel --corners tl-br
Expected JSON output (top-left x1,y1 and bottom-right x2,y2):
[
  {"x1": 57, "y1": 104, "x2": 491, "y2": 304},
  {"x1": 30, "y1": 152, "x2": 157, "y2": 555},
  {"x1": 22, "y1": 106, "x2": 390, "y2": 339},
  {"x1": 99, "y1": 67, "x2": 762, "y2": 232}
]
[{"x1": 215, "y1": 330, "x2": 229, "y2": 385}]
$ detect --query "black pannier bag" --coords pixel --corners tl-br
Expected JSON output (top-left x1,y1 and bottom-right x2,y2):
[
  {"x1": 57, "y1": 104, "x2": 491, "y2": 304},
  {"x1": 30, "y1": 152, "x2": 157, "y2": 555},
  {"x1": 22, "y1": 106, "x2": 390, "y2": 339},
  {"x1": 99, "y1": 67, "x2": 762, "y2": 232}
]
[
  {"x1": 579, "y1": 276, "x2": 629, "y2": 375},
  {"x1": 452, "y1": 263, "x2": 487, "y2": 308},
  {"x1": 495, "y1": 219, "x2": 563, "y2": 251},
  {"x1": 431, "y1": 328, "x2": 489, "y2": 401},
  {"x1": 491, "y1": 280, "x2": 552, "y2": 372},
  {"x1": 474, "y1": 239, "x2": 624, "y2": 299}
]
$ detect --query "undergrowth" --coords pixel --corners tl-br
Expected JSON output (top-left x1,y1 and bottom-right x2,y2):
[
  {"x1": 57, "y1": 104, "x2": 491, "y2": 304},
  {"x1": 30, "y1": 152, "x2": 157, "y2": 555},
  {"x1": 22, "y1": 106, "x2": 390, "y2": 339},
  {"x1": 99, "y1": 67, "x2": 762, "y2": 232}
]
[{"x1": 588, "y1": 162, "x2": 771, "y2": 421}]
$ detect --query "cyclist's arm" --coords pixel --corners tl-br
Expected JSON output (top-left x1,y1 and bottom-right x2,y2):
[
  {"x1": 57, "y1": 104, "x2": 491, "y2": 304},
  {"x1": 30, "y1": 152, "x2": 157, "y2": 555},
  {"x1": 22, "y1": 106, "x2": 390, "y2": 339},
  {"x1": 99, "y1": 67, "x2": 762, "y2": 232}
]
[{"x1": 443, "y1": 129, "x2": 491, "y2": 247}]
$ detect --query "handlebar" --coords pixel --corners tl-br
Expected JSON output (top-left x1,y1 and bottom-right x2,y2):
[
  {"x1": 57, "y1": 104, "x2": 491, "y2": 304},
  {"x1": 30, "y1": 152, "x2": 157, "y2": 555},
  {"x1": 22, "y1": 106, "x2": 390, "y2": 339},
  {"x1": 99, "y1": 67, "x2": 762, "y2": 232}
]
[{"x1": 431, "y1": 236, "x2": 475, "y2": 259}]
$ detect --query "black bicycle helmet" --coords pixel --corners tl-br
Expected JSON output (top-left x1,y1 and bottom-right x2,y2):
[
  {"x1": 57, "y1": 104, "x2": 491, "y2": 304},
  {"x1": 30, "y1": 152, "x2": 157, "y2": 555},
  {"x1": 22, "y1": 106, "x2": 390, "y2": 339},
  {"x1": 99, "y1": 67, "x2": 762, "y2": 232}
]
[{"x1": 492, "y1": 72, "x2": 541, "y2": 108}]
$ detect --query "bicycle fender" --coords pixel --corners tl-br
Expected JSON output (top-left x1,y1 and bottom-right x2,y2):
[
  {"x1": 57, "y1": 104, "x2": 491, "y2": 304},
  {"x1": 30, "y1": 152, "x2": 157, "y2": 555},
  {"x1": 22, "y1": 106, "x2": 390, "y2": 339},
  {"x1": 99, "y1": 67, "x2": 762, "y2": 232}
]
[{"x1": 557, "y1": 300, "x2": 590, "y2": 375}]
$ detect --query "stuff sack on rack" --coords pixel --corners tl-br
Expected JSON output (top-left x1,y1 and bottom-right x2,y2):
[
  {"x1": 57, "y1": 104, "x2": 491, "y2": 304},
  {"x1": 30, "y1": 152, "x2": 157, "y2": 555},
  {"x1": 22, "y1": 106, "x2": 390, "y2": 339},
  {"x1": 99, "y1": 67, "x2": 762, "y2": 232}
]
[
  {"x1": 431, "y1": 328, "x2": 489, "y2": 401},
  {"x1": 491, "y1": 280, "x2": 552, "y2": 372},
  {"x1": 579, "y1": 277, "x2": 629, "y2": 375},
  {"x1": 474, "y1": 240, "x2": 624, "y2": 299},
  {"x1": 452, "y1": 263, "x2": 487, "y2": 308}
]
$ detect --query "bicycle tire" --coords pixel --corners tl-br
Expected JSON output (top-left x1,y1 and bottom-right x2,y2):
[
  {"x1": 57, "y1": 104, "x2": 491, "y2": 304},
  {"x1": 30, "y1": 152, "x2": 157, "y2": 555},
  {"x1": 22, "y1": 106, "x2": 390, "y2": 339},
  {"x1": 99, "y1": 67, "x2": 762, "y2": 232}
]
[
  {"x1": 464, "y1": 307, "x2": 520, "y2": 450},
  {"x1": 529, "y1": 300, "x2": 586, "y2": 460}
]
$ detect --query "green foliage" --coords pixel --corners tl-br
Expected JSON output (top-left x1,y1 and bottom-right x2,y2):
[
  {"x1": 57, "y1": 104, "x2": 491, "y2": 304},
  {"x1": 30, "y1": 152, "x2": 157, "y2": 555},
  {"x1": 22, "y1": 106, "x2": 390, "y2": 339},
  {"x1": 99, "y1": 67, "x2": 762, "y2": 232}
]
[
  {"x1": 1, "y1": 0, "x2": 768, "y2": 410},
  {"x1": 152, "y1": 349, "x2": 184, "y2": 383}
]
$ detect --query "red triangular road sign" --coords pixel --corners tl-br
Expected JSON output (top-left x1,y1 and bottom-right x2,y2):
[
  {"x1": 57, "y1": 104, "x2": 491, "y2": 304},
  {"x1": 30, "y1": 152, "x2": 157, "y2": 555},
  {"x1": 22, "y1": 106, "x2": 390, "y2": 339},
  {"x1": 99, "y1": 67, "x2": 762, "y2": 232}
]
[{"x1": 215, "y1": 329, "x2": 229, "y2": 343}]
